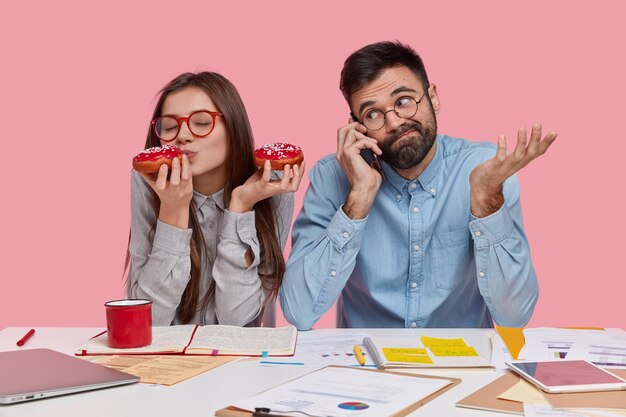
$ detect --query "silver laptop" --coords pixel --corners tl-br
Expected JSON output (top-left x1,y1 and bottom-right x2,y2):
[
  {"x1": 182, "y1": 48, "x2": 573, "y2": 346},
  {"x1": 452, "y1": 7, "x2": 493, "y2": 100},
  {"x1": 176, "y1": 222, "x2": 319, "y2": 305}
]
[{"x1": 0, "y1": 348, "x2": 139, "y2": 404}]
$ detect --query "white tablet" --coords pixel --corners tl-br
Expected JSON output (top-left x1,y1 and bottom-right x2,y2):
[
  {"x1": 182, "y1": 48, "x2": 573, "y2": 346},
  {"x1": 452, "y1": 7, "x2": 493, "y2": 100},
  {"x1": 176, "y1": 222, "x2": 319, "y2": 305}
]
[{"x1": 506, "y1": 360, "x2": 626, "y2": 393}]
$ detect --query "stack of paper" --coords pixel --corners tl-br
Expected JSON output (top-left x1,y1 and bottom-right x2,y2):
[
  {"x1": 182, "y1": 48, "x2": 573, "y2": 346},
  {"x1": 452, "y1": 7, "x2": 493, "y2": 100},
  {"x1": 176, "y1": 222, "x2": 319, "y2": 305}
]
[{"x1": 519, "y1": 328, "x2": 626, "y2": 368}]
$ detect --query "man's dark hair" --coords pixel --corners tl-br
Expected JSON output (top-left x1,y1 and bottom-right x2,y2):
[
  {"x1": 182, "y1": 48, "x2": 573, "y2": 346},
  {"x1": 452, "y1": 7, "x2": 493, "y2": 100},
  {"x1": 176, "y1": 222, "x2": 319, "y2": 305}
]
[{"x1": 340, "y1": 41, "x2": 430, "y2": 104}]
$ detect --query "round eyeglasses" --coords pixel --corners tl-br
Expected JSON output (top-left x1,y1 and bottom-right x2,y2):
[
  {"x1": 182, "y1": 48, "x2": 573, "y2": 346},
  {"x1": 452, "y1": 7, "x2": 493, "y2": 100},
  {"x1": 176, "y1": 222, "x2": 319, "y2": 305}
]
[
  {"x1": 359, "y1": 92, "x2": 427, "y2": 131},
  {"x1": 151, "y1": 110, "x2": 223, "y2": 142}
]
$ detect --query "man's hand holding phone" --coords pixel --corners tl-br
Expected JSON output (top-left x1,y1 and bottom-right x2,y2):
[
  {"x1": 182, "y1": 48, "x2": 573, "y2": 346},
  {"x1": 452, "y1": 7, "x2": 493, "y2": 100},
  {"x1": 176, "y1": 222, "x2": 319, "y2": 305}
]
[{"x1": 336, "y1": 121, "x2": 383, "y2": 220}]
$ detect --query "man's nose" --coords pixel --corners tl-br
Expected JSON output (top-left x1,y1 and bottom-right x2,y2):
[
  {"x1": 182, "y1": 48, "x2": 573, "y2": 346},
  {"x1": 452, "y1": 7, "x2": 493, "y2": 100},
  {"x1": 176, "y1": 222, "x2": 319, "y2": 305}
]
[{"x1": 385, "y1": 110, "x2": 406, "y2": 132}]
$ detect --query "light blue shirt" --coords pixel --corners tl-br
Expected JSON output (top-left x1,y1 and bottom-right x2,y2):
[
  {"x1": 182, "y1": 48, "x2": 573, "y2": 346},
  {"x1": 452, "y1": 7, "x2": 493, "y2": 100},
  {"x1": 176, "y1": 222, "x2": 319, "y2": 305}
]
[{"x1": 279, "y1": 135, "x2": 538, "y2": 330}]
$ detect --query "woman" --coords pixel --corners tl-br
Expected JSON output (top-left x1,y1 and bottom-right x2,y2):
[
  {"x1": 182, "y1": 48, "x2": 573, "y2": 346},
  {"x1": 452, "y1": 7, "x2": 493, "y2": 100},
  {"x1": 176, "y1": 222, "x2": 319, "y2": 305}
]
[{"x1": 127, "y1": 72, "x2": 304, "y2": 326}]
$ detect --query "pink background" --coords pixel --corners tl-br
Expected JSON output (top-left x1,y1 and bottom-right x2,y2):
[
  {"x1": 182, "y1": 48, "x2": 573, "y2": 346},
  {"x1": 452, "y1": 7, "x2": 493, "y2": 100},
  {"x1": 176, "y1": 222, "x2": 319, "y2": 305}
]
[{"x1": 2, "y1": 2, "x2": 624, "y2": 330}]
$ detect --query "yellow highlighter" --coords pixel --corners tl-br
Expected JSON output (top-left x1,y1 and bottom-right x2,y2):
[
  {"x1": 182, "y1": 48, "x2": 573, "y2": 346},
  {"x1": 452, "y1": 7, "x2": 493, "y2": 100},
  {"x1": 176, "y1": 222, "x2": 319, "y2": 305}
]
[{"x1": 353, "y1": 345, "x2": 366, "y2": 366}]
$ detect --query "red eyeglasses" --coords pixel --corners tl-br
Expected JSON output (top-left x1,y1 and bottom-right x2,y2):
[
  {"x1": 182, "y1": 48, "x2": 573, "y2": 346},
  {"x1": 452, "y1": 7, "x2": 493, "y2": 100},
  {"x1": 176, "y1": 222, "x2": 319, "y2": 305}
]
[{"x1": 151, "y1": 110, "x2": 223, "y2": 142}]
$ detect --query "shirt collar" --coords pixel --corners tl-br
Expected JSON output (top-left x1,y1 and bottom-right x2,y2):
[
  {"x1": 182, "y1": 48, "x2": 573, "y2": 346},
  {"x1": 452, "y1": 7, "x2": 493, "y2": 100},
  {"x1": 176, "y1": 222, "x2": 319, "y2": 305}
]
[
  {"x1": 381, "y1": 135, "x2": 442, "y2": 196},
  {"x1": 192, "y1": 187, "x2": 225, "y2": 212}
]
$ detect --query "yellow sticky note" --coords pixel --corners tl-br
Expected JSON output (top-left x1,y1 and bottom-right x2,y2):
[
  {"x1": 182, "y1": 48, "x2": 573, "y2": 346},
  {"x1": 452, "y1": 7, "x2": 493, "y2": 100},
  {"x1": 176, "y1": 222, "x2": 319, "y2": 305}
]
[
  {"x1": 429, "y1": 346, "x2": 479, "y2": 357},
  {"x1": 384, "y1": 353, "x2": 434, "y2": 364},
  {"x1": 382, "y1": 348, "x2": 428, "y2": 356},
  {"x1": 421, "y1": 336, "x2": 468, "y2": 348}
]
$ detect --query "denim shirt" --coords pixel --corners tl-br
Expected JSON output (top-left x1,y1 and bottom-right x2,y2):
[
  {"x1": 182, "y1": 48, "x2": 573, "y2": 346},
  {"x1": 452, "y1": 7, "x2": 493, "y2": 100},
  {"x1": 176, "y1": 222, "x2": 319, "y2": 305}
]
[{"x1": 279, "y1": 134, "x2": 538, "y2": 330}]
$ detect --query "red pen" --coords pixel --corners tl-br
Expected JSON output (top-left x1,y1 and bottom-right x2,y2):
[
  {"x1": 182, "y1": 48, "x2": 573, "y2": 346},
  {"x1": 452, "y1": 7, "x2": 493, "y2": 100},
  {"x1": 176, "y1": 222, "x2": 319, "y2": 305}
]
[{"x1": 16, "y1": 329, "x2": 35, "y2": 347}]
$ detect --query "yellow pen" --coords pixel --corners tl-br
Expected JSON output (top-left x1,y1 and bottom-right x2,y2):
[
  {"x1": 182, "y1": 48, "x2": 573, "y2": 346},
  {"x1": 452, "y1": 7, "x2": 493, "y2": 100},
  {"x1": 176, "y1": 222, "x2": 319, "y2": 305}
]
[{"x1": 353, "y1": 345, "x2": 366, "y2": 366}]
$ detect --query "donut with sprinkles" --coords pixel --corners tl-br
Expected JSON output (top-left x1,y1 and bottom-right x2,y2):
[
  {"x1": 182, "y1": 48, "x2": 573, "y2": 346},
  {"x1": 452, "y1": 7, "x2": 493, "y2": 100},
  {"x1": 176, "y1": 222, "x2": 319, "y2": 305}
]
[
  {"x1": 254, "y1": 142, "x2": 304, "y2": 170},
  {"x1": 132, "y1": 145, "x2": 183, "y2": 174}
]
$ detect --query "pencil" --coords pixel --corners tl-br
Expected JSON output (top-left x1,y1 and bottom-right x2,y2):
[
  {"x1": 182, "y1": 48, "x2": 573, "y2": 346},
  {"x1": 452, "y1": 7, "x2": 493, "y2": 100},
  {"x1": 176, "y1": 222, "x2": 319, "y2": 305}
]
[{"x1": 353, "y1": 345, "x2": 366, "y2": 366}]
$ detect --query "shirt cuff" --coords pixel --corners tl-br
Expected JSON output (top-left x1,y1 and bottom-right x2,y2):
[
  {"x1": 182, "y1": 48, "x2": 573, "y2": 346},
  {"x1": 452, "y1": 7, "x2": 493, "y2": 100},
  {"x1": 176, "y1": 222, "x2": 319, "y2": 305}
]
[
  {"x1": 326, "y1": 205, "x2": 367, "y2": 249},
  {"x1": 153, "y1": 220, "x2": 192, "y2": 254},
  {"x1": 221, "y1": 209, "x2": 257, "y2": 240},
  {"x1": 469, "y1": 204, "x2": 515, "y2": 249}
]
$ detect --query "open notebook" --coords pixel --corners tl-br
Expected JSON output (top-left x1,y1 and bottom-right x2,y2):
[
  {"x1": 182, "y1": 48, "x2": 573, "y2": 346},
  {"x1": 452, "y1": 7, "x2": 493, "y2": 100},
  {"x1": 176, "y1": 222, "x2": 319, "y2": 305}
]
[
  {"x1": 364, "y1": 335, "x2": 493, "y2": 369},
  {"x1": 76, "y1": 325, "x2": 297, "y2": 357}
]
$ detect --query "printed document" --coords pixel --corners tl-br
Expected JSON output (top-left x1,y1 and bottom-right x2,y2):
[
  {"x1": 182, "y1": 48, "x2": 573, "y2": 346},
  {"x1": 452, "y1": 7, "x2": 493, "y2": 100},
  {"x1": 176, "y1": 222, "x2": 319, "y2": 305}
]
[{"x1": 232, "y1": 366, "x2": 451, "y2": 417}]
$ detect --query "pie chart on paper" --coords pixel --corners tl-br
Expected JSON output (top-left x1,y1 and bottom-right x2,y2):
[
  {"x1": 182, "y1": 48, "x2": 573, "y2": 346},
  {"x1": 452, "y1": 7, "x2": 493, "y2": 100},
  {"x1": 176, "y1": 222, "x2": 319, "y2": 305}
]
[{"x1": 337, "y1": 402, "x2": 370, "y2": 410}]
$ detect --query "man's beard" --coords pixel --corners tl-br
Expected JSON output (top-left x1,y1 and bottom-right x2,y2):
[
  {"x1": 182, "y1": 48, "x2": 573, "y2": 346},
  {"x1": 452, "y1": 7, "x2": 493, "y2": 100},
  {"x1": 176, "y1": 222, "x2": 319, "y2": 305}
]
[{"x1": 379, "y1": 117, "x2": 437, "y2": 170}]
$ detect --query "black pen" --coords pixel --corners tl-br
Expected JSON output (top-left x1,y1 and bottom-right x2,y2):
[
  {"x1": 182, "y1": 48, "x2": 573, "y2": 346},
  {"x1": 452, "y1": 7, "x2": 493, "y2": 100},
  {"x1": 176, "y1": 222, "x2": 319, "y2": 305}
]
[{"x1": 252, "y1": 407, "x2": 291, "y2": 417}]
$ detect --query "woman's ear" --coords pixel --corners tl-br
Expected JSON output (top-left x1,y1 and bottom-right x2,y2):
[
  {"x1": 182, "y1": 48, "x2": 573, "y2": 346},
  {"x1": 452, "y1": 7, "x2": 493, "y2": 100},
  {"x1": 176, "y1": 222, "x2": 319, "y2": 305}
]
[{"x1": 428, "y1": 84, "x2": 441, "y2": 115}]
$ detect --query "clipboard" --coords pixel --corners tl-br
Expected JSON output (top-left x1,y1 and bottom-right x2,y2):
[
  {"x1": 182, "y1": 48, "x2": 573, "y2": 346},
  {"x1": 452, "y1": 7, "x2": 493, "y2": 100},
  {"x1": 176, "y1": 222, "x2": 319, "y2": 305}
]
[
  {"x1": 215, "y1": 366, "x2": 461, "y2": 417},
  {"x1": 456, "y1": 369, "x2": 626, "y2": 415}
]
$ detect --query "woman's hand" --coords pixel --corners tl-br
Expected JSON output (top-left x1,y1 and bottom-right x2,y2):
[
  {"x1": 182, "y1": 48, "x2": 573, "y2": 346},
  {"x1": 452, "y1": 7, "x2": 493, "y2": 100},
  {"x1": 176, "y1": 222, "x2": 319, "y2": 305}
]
[
  {"x1": 139, "y1": 154, "x2": 193, "y2": 228},
  {"x1": 229, "y1": 160, "x2": 306, "y2": 213}
]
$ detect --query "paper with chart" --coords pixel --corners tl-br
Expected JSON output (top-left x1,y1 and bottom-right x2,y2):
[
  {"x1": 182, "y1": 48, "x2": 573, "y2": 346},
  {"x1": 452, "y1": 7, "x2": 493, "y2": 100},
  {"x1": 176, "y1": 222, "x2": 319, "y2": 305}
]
[
  {"x1": 232, "y1": 366, "x2": 452, "y2": 417},
  {"x1": 519, "y1": 328, "x2": 626, "y2": 368},
  {"x1": 259, "y1": 331, "x2": 374, "y2": 367},
  {"x1": 566, "y1": 340, "x2": 626, "y2": 368}
]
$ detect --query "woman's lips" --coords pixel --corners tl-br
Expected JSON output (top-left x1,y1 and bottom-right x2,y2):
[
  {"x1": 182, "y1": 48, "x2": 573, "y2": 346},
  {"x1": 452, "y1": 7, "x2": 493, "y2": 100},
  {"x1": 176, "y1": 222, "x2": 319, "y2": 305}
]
[{"x1": 181, "y1": 150, "x2": 196, "y2": 160}]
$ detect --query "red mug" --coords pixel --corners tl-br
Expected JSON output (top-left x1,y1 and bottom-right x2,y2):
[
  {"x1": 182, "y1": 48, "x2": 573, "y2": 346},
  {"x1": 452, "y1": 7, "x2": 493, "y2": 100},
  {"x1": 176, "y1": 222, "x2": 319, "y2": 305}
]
[{"x1": 105, "y1": 299, "x2": 152, "y2": 348}]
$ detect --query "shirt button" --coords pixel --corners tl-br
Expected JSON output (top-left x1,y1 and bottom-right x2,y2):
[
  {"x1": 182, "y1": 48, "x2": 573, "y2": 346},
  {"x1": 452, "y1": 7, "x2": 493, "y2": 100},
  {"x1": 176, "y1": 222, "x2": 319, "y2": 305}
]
[
  {"x1": 330, "y1": 270, "x2": 337, "y2": 277},
  {"x1": 413, "y1": 244, "x2": 420, "y2": 251},
  {"x1": 342, "y1": 232, "x2": 349, "y2": 238},
  {"x1": 411, "y1": 282, "x2": 417, "y2": 289},
  {"x1": 410, "y1": 322, "x2": 417, "y2": 328},
  {"x1": 413, "y1": 207, "x2": 419, "y2": 213},
  {"x1": 396, "y1": 194, "x2": 402, "y2": 200},
  {"x1": 410, "y1": 183, "x2": 417, "y2": 189},
  {"x1": 429, "y1": 187, "x2": 436, "y2": 193},
  {"x1": 474, "y1": 231, "x2": 482, "y2": 237},
  {"x1": 479, "y1": 271, "x2": 485, "y2": 278}
]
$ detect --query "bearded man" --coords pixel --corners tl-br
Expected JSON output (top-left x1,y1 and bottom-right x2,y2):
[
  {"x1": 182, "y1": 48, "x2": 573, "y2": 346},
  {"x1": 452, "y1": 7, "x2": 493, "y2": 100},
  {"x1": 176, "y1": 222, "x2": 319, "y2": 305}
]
[{"x1": 279, "y1": 41, "x2": 557, "y2": 329}]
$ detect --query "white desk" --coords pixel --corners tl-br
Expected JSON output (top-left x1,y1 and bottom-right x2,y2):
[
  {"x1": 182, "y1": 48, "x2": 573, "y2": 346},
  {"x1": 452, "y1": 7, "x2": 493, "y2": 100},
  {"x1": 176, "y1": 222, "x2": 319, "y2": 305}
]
[{"x1": 0, "y1": 327, "x2": 505, "y2": 417}]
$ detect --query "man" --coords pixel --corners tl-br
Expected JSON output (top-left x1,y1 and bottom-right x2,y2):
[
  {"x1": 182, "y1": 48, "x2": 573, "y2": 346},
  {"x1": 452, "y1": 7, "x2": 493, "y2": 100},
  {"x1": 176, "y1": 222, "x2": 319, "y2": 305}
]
[{"x1": 279, "y1": 41, "x2": 557, "y2": 330}]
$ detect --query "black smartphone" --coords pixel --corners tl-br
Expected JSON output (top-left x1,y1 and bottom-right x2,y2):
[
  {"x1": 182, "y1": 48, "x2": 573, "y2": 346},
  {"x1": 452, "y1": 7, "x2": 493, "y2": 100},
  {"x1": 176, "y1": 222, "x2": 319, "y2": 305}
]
[
  {"x1": 350, "y1": 113, "x2": 385, "y2": 179},
  {"x1": 361, "y1": 148, "x2": 384, "y2": 179}
]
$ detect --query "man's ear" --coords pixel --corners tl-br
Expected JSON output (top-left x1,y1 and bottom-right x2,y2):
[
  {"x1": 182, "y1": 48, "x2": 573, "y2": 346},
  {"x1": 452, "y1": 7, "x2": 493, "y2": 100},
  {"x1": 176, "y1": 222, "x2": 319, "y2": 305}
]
[{"x1": 428, "y1": 84, "x2": 441, "y2": 114}]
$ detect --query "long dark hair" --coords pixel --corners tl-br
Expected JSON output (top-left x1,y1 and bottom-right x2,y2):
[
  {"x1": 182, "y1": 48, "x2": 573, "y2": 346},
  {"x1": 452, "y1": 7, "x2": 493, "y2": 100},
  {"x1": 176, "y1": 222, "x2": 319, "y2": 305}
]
[{"x1": 128, "y1": 72, "x2": 285, "y2": 324}]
